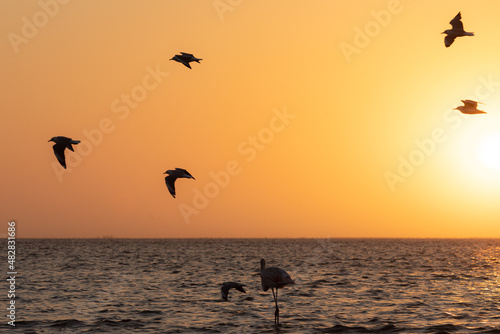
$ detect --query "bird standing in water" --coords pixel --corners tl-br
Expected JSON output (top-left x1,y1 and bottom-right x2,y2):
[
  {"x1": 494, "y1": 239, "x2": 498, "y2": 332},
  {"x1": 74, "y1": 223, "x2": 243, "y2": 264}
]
[{"x1": 259, "y1": 258, "x2": 294, "y2": 325}]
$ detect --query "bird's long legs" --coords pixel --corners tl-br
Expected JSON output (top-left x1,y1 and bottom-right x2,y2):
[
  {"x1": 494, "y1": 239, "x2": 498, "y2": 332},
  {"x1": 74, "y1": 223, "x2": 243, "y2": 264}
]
[{"x1": 272, "y1": 288, "x2": 280, "y2": 325}]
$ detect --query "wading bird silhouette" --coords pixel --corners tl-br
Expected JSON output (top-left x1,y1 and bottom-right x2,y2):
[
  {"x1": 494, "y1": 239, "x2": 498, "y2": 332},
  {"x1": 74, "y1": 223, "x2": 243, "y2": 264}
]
[{"x1": 260, "y1": 258, "x2": 294, "y2": 325}]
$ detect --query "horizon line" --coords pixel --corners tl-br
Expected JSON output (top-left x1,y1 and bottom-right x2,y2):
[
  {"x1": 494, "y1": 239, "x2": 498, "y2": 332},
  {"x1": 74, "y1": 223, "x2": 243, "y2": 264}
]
[{"x1": 8, "y1": 237, "x2": 500, "y2": 240}]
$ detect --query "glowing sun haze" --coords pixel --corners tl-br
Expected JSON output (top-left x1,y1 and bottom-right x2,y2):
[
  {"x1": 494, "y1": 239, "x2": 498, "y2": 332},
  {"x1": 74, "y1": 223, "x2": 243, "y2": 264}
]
[{"x1": 2, "y1": 0, "x2": 500, "y2": 238}]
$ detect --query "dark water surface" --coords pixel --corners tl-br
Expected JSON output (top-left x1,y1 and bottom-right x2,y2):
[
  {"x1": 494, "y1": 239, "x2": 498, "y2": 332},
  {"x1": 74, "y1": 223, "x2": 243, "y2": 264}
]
[{"x1": 2, "y1": 239, "x2": 500, "y2": 333}]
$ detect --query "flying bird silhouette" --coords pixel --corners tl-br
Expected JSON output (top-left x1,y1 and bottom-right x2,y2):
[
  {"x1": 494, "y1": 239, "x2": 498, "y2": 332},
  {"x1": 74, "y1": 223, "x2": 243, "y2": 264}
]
[
  {"x1": 170, "y1": 52, "x2": 202, "y2": 69},
  {"x1": 220, "y1": 282, "x2": 246, "y2": 301},
  {"x1": 442, "y1": 12, "x2": 474, "y2": 47},
  {"x1": 454, "y1": 99, "x2": 486, "y2": 114},
  {"x1": 260, "y1": 258, "x2": 294, "y2": 325},
  {"x1": 164, "y1": 168, "x2": 195, "y2": 198},
  {"x1": 48, "y1": 136, "x2": 81, "y2": 169}
]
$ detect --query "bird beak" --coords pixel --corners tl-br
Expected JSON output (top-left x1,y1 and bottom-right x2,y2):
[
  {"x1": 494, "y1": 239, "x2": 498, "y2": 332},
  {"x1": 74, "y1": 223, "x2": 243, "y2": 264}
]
[{"x1": 48, "y1": 139, "x2": 52, "y2": 142}]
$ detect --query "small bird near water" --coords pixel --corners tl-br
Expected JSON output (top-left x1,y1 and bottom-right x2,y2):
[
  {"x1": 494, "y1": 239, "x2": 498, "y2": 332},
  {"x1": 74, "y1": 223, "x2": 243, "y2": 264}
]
[
  {"x1": 220, "y1": 282, "x2": 246, "y2": 301},
  {"x1": 164, "y1": 168, "x2": 195, "y2": 198},
  {"x1": 170, "y1": 52, "x2": 202, "y2": 69},
  {"x1": 260, "y1": 258, "x2": 295, "y2": 325},
  {"x1": 442, "y1": 12, "x2": 474, "y2": 47},
  {"x1": 454, "y1": 100, "x2": 486, "y2": 114},
  {"x1": 48, "y1": 136, "x2": 81, "y2": 169}
]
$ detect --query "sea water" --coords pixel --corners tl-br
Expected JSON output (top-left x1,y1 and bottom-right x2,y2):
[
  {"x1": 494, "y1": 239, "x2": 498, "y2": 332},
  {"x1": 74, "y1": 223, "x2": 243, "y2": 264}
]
[{"x1": 2, "y1": 238, "x2": 500, "y2": 333}]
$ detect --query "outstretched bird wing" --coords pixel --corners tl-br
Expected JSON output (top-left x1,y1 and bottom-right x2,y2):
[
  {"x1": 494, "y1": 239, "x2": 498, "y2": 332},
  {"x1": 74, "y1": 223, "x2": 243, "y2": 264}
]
[
  {"x1": 52, "y1": 144, "x2": 67, "y2": 169},
  {"x1": 444, "y1": 35, "x2": 456, "y2": 47},
  {"x1": 462, "y1": 99, "x2": 478, "y2": 108},
  {"x1": 165, "y1": 175, "x2": 177, "y2": 198},
  {"x1": 449, "y1": 12, "x2": 464, "y2": 31},
  {"x1": 176, "y1": 56, "x2": 192, "y2": 68},
  {"x1": 221, "y1": 282, "x2": 246, "y2": 300},
  {"x1": 172, "y1": 55, "x2": 192, "y2": 69},
  {"x1": 67, "y1": 139, "x2": 80, "y2": 152},
  {"x1": 175, "y1": 168, "x2": 195, "y2": 179},
  {"x1": 234, "y1": 285, "x2": 246, "y2": 293},
  {"x1": 221, "y1": 285, "x2": 230, "y2": 300}
]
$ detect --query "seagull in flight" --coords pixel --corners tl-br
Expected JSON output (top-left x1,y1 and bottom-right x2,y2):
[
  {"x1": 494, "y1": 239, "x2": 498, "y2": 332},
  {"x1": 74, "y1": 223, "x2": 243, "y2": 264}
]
[
  {"x1": 48, "y1": 136, "x2": 80, "y2": 168},
  {"x1": 454, "y1": 100, "x2": 486, "y2": 114},
  {"x1": 164, "y1": 168, "x2": 195, "y2": 198},
  {"x1": 442, "y1": 12, "x2": 474, "y2": 47},
  {"x1": 220, "y1": 282, "x2": 246, "y2": 301},
  {"x1": 170, "y1": 52, "x2": 202, "y2": 69}
]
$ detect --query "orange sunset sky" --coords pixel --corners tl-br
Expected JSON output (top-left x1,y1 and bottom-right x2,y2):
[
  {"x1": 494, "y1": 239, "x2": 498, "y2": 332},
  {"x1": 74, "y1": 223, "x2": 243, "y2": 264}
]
[{"x1": 2, "y1": 0, "x2": 500, "y2": 238}]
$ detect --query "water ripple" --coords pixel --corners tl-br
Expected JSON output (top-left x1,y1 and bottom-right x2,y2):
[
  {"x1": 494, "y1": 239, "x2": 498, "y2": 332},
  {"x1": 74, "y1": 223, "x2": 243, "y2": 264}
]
[{"x1": 4, "y1": 239, "x2": 500, "y2": 333}]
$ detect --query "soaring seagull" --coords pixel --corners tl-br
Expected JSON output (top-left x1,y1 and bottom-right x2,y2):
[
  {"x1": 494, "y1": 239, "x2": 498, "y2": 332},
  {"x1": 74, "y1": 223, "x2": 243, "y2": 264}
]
[
  {"x1": 220, "y1": 282, "x2": 246, "y2": 301},
  {"x1": 442, "y1": 12, "x2": 474, "y2": 47},
  {"x1": 454, "y1": 99, "x2": 486, "y2": 114},
  {"x1": 48, "y1": 136, "x2": 80, "y2": 169},
  {"x1": 170, "y1": 52, "x2": 202, "y2": 69},
  {"x1": 164, "y1": 168, "x2": 195, "y2": 198},
  {"x1": 260, "y1": 259, "x2": 295, "y2": 325}
]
